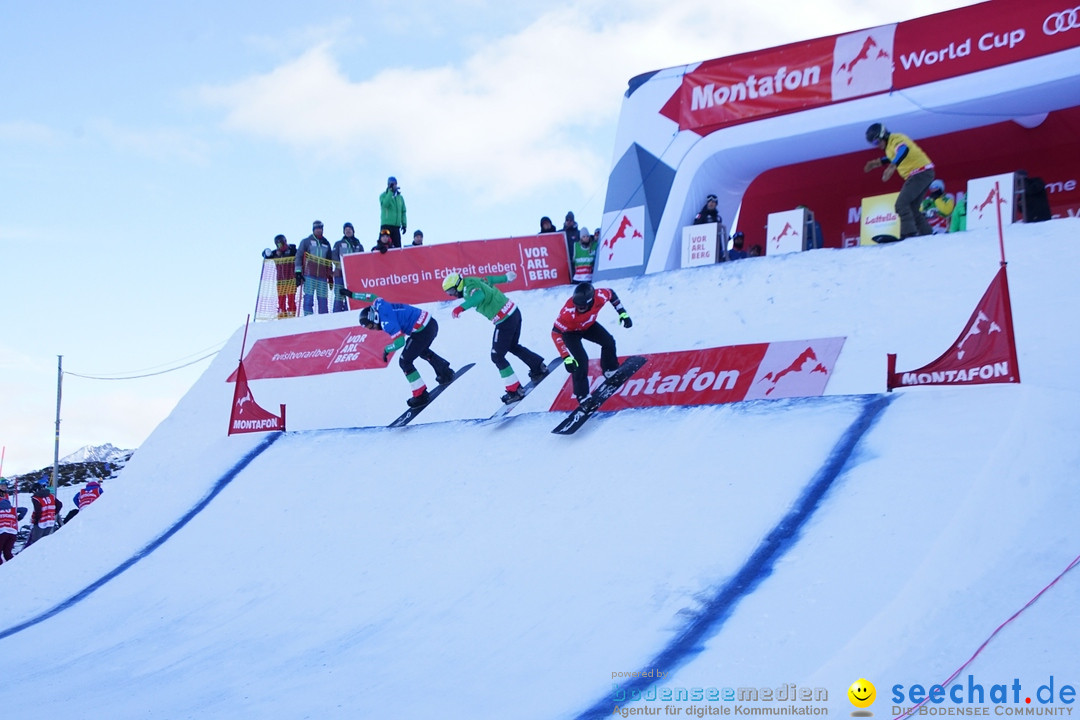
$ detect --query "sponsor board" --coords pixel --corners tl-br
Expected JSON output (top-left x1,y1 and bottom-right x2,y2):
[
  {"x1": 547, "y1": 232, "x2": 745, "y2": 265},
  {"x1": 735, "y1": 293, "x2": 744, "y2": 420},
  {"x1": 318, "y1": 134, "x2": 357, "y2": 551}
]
[
  {"x1": 549, "y1": 339, "x2": 845, "y2": 412},
  {"x1": 340, "y1": 233, "x2": 570, "y2": 306}
]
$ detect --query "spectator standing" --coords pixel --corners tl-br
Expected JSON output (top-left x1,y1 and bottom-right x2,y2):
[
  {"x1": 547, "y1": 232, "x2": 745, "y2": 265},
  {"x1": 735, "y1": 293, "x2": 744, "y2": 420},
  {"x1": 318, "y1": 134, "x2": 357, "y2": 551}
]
[
  {"x1": 950, "y1": 191, "x2": 967, "y2": 233},
  {"x1": 572, "y1": 226, "x2": 598, "y2": 283},
  {"x1": 0, "y1": 480, "x2": 28, "y2": 565},
  {"x1": 551, "y1": 282, "x2": 633, "y2": 406},
  {"x1": 295, "y1": 220, "x2": 333, "y2": 315},
  {"x1": 442, "y1": 271, "x2": 550, "y2": 404},
  {"x1": 693, "y1": 194, "x2": 721, "y2": 225},
  {"x1": 562, "y1": 211, "x2": 580, "y2": 260},
  {"x1": 727, "y1": 231, "x2": 749, "y2": 260},
  {"x1": 263, "y1": 234, "x2": 298, "y2": 318},
  {"x1": 332, "y1": 223, "x2": 364, "y2": 312},
  {"x1": 539, "y1": 216, "x2": 558, "y2": 234},
  {"x1": 864, "y1": 123, "x2": 936, "y2": 239},
  {"x1": 410, "y1": 230, "x2": 424, "y2": 247},
  {"x1": 921, "y1": 179, "x2": 957, "y2": 234},
  {"x1": 339, "y1": 289, "x2": 456, "y2": 408},
  {"x1": 379, "y1": 176, "x2": 407, "y2": 248},
  {"x1": 375, "y1": 228, "x2": 392, "y2": 254},
  {"x1": 25, "y1": 477, "x2": 60, "y2": 548},
  {"x1": 694, "y1": 194, "x2": 728, "y2": 261}
]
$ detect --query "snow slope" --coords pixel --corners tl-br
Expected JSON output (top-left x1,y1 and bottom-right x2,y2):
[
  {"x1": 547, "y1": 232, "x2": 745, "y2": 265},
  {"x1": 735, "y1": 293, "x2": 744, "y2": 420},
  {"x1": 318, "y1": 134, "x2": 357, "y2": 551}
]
[{"x1": 1, "y1": 219, "x2": 1078, "y2": 719}]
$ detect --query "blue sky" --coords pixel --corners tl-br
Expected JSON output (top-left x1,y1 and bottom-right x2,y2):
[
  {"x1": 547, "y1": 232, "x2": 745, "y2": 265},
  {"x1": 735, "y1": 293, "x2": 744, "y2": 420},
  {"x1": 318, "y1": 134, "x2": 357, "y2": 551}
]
[{"x1": 0, "y1": 0, "x2": 981, "y2": 473}]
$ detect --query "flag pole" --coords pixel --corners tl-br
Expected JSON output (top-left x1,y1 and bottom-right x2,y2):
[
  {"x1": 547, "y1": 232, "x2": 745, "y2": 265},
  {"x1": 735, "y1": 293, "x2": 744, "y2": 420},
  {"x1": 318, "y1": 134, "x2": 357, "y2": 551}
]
[{"x1": 994, "y1": 180, "x2": 1007, "y2": 267}]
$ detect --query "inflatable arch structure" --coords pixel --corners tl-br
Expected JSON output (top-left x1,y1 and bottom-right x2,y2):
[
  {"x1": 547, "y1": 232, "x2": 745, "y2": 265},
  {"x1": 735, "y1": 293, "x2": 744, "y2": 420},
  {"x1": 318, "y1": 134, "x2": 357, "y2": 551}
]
[{"x1": 595, "y1": 0, "x2": 1080, "y2": 278}]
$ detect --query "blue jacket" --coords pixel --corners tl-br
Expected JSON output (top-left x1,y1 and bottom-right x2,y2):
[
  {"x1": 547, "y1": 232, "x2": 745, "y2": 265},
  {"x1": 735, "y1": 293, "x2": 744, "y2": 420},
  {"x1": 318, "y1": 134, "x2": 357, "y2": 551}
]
[{"x1": 375, "y1": 299, "x2": 427, "y2": 339}]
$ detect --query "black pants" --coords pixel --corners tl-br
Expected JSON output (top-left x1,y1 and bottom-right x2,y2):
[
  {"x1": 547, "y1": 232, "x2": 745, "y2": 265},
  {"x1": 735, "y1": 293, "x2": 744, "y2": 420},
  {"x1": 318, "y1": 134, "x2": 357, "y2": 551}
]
[
  {"x1": 897, "y1": 170, "x2": 935, "y2": 238},
  {"x1": 561, "y1": 323, "x2": 618, "y2": 399},
  {"x1": 491, "y1": 309, "x2": 544, "y2": 375},
  {"x1": 400, "y1": 319, "x2": 451, "y2": 378}
]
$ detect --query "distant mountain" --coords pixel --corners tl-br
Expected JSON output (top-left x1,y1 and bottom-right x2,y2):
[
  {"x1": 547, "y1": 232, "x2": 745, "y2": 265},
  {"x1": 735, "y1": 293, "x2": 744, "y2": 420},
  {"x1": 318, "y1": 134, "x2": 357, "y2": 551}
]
[
  {"x1": 6, "y1": 445, "x2": 134, "y2": 492},
  {"x1": 59, "y1": 443, "x2": 133, "y2": 465}
]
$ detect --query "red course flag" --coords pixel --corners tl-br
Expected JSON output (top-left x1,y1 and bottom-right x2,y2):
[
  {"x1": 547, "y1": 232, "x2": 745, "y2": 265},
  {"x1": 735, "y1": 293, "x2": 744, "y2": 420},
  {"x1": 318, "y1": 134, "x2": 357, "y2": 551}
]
[
  {"x1": 228, "y1": 361, "x2": 286, "y2": 435},
  {"x1": 887, "y1": 266, "x2": 1020, "y2": 390}
]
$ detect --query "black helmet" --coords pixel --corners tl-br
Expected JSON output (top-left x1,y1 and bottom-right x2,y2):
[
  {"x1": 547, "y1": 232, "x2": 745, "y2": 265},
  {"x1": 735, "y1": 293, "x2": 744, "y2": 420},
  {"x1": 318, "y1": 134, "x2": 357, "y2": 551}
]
[
  {"x1": 358, "y1": 306, "x2": 380, "y2": 329},
  {"x1": 865, "y1": 122, "x2": 886, "y2": 144},
  {"x1": 732, "y1": 231, "x2": 745, "y2": 247},
  {"x1": 572, "y1": 282, "x2": 595, "y2": 313}
]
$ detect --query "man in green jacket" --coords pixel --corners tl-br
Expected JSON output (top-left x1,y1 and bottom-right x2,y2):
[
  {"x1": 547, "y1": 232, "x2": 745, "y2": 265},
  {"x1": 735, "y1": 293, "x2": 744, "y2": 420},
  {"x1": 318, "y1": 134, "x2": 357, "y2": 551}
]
[
  {"x1": 379, "y1": 176, "x2": 407, "y2": 248},
  {"x1": 443, "y1": 271, "x2": 550, "y2": 403}
]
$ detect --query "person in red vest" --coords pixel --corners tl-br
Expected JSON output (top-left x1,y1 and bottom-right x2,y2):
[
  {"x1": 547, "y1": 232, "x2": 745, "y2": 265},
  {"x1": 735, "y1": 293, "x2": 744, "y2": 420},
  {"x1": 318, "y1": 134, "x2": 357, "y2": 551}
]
[
  {"x1": 0, "y1": 479, "x2": 28, "y2": 564},
  {"x1": 25, "y1": 477, "x2": 61, "y2": 547},
  {"x1": 64, "y1": 479, "x2": 105, "y2": 524}
]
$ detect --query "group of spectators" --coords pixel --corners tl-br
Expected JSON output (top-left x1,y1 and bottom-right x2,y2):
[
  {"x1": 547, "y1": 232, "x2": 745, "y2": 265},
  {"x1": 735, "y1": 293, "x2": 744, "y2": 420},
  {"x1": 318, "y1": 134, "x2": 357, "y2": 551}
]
[
  {"x1": 692, "y1": 194, "x2": 762, "y2": 260},
  {"x1": 540, "y1": 211, "x2": 600, "y2": 283},
  {"x1": 262, "y1": 176, "x2": 427, "y2": 318}
]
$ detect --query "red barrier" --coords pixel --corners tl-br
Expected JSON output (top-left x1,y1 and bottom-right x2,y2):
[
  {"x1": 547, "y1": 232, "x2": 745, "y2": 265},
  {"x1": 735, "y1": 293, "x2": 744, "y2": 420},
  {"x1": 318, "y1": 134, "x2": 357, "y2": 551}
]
[
  {"x1": 226, "y1": 327, "x2": 387, "y2": 381},
  {"x1": 549, "y1": 338, "x2": 846, "y2": 411},
  {"x1": 341, "y1": 233, "x2": 571, "y2": 305}
]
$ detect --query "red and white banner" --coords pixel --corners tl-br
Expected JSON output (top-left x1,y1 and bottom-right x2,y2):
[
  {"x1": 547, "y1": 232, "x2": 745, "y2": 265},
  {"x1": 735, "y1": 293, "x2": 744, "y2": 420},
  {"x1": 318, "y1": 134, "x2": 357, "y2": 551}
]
[
  {"x1": 549, "y1": 338, "x2": 845, "y2": 412},
  {"x1": 226, "y1": 327, "x2": 386, "y2": 381},
  {"x1": 341, "y1": 233, "x2": 570, "y2": 306},
  {"x1": 228, "y1": 361, "x2": 286, "y2": 435},
  {"x1": 887, "y1": 266, "x2": 1021, "y2": 389},
  {"x1": 660, "y1": 0, "x2": 1078, "y2": 135}
]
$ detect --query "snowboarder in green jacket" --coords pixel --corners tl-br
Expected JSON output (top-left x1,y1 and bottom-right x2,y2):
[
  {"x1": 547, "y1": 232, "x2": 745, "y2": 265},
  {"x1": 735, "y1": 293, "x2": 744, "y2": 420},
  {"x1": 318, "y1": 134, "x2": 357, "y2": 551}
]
[{"x1": 442, "y1": 271, "x2": 550, "y2": 403}]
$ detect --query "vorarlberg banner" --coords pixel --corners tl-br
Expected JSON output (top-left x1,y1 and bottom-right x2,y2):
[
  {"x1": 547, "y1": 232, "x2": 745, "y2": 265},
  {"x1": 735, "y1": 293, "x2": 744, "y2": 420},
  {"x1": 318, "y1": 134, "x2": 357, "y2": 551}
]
[{"x1": 596, "y1": 0, "x2": 1080, "y2": 278}]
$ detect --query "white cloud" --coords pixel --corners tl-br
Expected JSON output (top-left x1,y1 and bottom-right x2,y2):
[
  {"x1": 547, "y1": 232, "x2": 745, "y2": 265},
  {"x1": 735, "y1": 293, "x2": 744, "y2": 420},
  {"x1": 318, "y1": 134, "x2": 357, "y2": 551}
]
[{"x1": 196, "y1": 0, "x2": 980, "y2": 200}]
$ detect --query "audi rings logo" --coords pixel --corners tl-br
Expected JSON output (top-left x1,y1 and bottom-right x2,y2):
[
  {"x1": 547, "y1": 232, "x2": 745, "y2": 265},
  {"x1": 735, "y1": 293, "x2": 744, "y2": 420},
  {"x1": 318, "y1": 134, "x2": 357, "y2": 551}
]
[{"x1": 1044, "y1": 6, "x2": 1080, "y2": 35}]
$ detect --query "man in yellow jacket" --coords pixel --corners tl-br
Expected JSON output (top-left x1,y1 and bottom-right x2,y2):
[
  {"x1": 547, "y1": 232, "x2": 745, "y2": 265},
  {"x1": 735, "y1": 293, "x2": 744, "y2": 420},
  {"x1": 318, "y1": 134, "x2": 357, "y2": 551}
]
[{"x1": 864, "y1": 123, "x2": 935, "y2": 239}]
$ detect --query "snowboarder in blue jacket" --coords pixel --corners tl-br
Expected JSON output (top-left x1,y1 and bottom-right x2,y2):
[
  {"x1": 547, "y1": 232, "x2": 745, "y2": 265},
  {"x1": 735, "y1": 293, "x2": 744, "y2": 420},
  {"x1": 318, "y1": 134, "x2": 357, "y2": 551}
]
[{"x1": 339, "y1": 289, "x2": 455, "y2": 408}]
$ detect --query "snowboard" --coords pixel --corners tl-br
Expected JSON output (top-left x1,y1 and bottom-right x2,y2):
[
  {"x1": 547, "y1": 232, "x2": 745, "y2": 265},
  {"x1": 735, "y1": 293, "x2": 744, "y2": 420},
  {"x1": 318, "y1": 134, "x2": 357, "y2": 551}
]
[
  {"x1": 388, "y1": 363, "x2": 475, "y2": 428},
  {"x1": 487, "y1": 357, "x2": 565, "y2": 420},
  {"x1": 551, "y1": 355, "x2": 647, "y2": 435}
]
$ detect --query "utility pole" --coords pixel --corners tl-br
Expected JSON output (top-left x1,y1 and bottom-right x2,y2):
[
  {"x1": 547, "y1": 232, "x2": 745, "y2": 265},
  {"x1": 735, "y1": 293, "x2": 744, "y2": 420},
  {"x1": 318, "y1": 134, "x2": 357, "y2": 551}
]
[{"x1": 53, "y1": 355, "x2": 62, "y2": 493}]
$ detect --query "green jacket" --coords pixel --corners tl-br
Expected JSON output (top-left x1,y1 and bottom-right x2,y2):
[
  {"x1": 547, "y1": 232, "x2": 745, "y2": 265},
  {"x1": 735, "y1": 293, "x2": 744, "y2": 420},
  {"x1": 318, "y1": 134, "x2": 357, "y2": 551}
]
[
  {"x1": 458, "y1": 275, "x2": 515, "y2": 324},
  {"x1": 380, "y1": 189, "x2": 407, "y2": 228}
]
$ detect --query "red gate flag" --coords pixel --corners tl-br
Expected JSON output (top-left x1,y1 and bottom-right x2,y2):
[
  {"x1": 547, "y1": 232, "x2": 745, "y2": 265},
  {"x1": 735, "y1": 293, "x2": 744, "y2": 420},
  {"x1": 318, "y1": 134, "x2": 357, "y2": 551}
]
[
  {"x1": 887, "y1": 266, "x2": 1020, "y2": 390},
  {"x1": 228, "y1": 361, "x2": 286, "y2": 435}
]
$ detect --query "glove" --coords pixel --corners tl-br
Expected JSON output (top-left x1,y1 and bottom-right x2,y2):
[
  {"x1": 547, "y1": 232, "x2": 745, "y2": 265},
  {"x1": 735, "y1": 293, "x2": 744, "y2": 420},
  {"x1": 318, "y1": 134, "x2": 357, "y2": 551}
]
[
  {"x1": 505, "y1": 270, "x2": 517, "y2": 282},
  {"x1": 882, "y1": 164, "x2": 896, "y2": 182},
  {"x1": 619, "y1": 313, "x2": 633, "y2": 329},
  {"x1": 295, "y1": 271, "x2": 303, "y2": 284},
  {"x1": 337, "y1": 286, "x2": 351, "y2": 298},
  {"x1": 400, "y1": 226, "x2": 407, "y2": 237},
  {"x1": 563, "y1": 356, "x2": 579, "y2": 373},
  {"x1": 382, "y1": 348, "x2": 391, "y2": 363},
  {"x1": 451, "y1": 305, "x2": 464, "y2": 319}
]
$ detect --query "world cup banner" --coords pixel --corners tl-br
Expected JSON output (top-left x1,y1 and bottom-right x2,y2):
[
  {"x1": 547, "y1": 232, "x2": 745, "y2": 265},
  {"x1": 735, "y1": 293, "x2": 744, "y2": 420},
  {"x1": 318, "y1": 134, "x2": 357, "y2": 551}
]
[
  {"x1": 226, "y1": 327, "x2": 387, "y2": 381},
  {"x1": 340, "y1": 233, "x2": 571, "y2": 306},
  {"x1": 549, "y1": 338, "x2": 845, "y2": 412}
]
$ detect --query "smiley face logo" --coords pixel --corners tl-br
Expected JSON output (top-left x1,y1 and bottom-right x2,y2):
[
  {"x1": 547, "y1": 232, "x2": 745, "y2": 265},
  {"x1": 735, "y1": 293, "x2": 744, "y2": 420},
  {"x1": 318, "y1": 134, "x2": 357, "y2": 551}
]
[{"x1": 848, "y1": 678, "x2": 876, "y2": 709}]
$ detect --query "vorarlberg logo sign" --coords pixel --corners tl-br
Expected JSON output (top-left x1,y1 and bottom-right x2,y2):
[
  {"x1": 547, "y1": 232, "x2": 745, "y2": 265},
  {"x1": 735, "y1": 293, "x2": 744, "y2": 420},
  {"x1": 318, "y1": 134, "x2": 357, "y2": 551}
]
[{"x1": 890, "y1": 675, "x2": 1076, "y2": 715}]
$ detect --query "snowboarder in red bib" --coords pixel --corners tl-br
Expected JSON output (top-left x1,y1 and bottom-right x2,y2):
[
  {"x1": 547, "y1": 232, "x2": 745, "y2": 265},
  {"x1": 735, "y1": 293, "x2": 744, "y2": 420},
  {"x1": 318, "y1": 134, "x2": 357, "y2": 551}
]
[
  {"x1": 0, "y1": 480, "x2": 28, "y2": 564},
  {"x1": 551, "y1": 282, "x2": 633, "y2": 405},
  {"x1": 442, "y1": 271, "x2": 550, "y2": 404},
  {"x1": 25, "y1": 477, "x2": 61, "y2": 547},
  {"x1": 339, "y1": 289, "x2": 456, "y2": 408}
]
